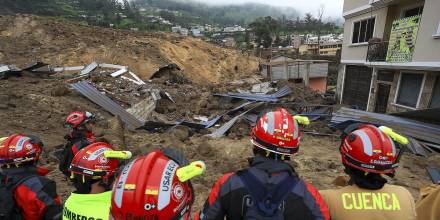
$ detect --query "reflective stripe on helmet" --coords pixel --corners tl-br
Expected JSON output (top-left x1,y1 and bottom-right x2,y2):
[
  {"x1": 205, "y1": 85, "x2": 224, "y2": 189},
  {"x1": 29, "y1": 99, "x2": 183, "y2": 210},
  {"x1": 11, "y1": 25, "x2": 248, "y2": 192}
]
[
  {"x1": 266, "y1": 111, "x2": 275, "y2": 135},
  {"x1": 15, "y1": 136, "x2": 30, "y2": 152},
  {"x1": 386, "y1": 134, "x2": 397, "y2": 157},
  {"x1": 114, "y1": 160, "x2": 135, "y2": 208},
  {"x1": 293, "y1": 118, "x2": 299, "y2": 139},
  {"x1": 87, "y1": 147, "x2": 109, "y2": 161},
  {"x1": 158, "y1": 160, "x2": 179, "y2": 210},
  {"x1": 353, "y1": 130, "x2": 373, "y2": 156}
]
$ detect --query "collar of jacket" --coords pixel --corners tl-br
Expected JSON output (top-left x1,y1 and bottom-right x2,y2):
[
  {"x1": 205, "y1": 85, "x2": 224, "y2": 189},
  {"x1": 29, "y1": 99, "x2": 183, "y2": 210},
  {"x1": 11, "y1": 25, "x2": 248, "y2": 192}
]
[
  {"x1": 67, "y1": 131, "x2": 95, "y2": 141},
  {"x1": 248, "y1": 156, "x2": 297, "y2": 176}
]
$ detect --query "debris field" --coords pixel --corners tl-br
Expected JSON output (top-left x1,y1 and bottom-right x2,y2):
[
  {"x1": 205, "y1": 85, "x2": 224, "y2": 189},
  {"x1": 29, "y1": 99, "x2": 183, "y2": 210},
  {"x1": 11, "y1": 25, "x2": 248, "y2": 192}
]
[{"x1": 0, "y1": 14, "x2": 438, "y2": 216}]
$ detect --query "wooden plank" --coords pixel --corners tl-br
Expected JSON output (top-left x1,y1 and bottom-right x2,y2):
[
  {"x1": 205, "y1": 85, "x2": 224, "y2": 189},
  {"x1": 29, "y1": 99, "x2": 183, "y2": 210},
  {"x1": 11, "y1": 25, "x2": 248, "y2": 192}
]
[
  {"x1": 110, "y1": 68, "x2": 128, "y2": 77},
  {"x1": 80, "y1": 61, "x2": 98, "y2": 76},
  {"x1": 121, "y1": 76, "x2": 143, "y2": 85},
  {"x1": 99, "y1": 63, "x2": 127, "y2": 69},
  {"x1": 128, "y1": 71, "x2": 145, "y2": 85}
]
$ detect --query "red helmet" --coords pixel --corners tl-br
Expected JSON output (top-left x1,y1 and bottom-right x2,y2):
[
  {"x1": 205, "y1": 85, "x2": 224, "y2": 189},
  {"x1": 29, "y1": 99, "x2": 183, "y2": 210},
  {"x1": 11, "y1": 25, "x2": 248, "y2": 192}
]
[
  {"x1": 110, "y1": 150, "x2": 194, "y2": 220},
  {"x1": 251, "y1": 108, "x2": 300, "y2": 155},
  {"x1": 0, "y1": 134, "x2": 43, "y2": 166},
  {"x1": 340, "y1": 124, "x2": 398, "y2": 174},
  {"x1": 65, "y1": 111, "x2": 96, "y2": 129},
  {"x1": 69, "y1": 142, "x2": 119, "y2": 181}
]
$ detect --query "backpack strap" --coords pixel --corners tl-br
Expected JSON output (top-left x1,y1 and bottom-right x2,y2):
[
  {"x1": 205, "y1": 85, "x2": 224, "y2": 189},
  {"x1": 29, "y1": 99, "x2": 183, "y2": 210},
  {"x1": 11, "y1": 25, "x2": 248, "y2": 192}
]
[
  {"x1": 6, "y1": 174, "x2": 39, "y2": 191},
  {"x1": 238, "y1": 170, "x2": 299, "y2": 216}
]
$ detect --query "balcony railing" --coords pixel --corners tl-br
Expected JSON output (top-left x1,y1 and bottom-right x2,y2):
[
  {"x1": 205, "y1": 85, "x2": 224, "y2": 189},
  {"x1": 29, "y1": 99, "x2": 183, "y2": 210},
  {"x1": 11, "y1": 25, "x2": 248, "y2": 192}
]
[{"x1": 366, "y1": 41, "x2": 389, "y2": 62}]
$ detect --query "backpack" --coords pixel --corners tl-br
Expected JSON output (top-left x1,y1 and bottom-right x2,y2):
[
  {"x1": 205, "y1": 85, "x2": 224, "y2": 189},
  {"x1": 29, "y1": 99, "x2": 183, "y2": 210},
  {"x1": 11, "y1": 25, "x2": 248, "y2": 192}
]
[
  {"x1": 0, "y1": 175, "x2": 37, "y2": 220},
  {"x1": 237, "y1": 170, "x2": 298, "y2": 220}
]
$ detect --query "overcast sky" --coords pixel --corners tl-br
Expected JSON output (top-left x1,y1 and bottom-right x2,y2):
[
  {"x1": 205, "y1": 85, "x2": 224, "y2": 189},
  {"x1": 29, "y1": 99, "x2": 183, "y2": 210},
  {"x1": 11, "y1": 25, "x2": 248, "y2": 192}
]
[{"x1": 191, "y1": 0, "x2": 344, "y2": 18}]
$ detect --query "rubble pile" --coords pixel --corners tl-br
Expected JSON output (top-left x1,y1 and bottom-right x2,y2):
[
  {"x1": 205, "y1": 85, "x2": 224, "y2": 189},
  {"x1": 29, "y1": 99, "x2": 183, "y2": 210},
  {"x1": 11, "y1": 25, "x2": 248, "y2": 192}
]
[{"x1": 0, "y1": 14, "x2": 436, "y2": 214}]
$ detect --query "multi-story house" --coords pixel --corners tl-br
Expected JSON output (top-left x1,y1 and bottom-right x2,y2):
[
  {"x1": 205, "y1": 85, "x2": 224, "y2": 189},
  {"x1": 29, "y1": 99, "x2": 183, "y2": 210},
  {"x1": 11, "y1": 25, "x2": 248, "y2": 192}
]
[
  {"x1": 319, "y1": 40, "x2": 343, "y2": 56},
  {"x1": 336, "y1": 0, "x2": 440, "y2": 113}
]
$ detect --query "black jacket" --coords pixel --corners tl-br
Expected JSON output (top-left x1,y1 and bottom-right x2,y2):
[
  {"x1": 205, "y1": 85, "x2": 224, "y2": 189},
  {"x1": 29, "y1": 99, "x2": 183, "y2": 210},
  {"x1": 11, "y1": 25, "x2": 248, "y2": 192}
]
[
  {"x1": 196, "y1": 156, "x2": 330, "y2": 220},
  {"x1": 58, "y1": 131, "x2": 95, "y2": 177}
]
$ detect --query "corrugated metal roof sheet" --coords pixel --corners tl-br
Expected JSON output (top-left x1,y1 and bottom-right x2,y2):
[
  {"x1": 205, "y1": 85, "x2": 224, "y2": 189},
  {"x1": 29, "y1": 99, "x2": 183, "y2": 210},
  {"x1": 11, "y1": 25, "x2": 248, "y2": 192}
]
[
  {"x1": 331, "y1": 107, "x2": 440, "y2": 145},
  {"x1": 214, "y1": 85, "x2": 292, "y2": 102},
  {"x1": 71, "y1": 81, "x2": 144, "y2": 129},
  {"x1": 391, "y1": 108, "x2": 440, "y2": 125},
  {"x1": 207, "y1": 102, "x2": 263, "y2": 138}
]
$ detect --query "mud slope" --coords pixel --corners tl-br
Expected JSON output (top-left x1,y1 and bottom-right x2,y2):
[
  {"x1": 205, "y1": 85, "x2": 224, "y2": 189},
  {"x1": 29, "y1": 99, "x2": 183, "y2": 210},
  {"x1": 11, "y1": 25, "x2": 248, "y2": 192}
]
[{"x1": 0, "y1": 15, "x2": 258, "y2": 84}]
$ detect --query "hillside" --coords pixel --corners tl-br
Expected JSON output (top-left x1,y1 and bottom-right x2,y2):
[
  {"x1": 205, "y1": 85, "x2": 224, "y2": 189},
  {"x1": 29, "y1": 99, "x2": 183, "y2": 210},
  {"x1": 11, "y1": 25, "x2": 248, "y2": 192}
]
[
  {"x1": 135, "y1": 0, "x2": 300, "y2": 26},
  {"x1": 0, "y1": 15, "x2": 258, "y2": 83},
  {"x1": 0, "y1": 0, "x2": 299, "y2": 28}
]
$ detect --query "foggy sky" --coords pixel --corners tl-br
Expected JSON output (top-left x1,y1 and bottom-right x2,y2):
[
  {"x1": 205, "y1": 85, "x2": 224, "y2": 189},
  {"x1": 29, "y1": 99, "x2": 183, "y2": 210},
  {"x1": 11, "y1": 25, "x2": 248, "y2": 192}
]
[{"x1": 191, "y1": 0, "x2": 344, "y2": 18}]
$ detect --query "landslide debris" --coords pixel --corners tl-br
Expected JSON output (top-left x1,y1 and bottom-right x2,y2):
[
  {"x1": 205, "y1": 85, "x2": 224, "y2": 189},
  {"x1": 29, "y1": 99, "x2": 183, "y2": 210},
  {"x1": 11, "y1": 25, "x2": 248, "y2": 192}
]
[{"x1": 0, "y1": 14, "x2": 258, "y2": 84}]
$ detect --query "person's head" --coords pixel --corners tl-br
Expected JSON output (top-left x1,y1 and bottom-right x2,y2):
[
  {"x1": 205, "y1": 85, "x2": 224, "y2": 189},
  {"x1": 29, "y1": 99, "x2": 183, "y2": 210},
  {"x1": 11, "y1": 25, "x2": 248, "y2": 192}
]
[
  {"x1": 64, "y1": 111, "x2": 96, "y2": 133},
  {"x1": 340, "y1": 124, "x2": 401, "y2": 182},
  {"x1": 69, "y1": 142, "x2": 123, "y2": 194},
  {"x1": 0, "y1": 134, "x2": 43, "y2": 168},
  {"x1": 110, "y1": 148, "x2": 205, "y2": 220},
  {"x1": 250, "y1": 108, "x2": 308, "y2": 161}
]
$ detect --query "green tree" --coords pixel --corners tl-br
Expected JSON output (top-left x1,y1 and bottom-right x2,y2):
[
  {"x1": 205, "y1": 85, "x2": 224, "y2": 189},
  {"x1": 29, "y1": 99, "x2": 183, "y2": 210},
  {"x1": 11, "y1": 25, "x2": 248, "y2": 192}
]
[
  {"x1": 160, "y1": 10, "x2": 176, "y2": 23},
  {"x1": 249, "y1": 16, "x2": 280, "y2": 48}
]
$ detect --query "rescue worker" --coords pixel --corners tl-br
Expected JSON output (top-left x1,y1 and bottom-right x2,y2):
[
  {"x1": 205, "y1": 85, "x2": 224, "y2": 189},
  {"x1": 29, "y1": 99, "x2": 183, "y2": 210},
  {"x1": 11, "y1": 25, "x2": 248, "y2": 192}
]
[
  {"x1": 110, "y1": 148, "x2": 206, "y2": 220},
  {"x1": 320, "y1": 123, "x2": 416, "y2": 220},
  {"x1": 196, "y1": 108, "x2": 330, "y2": 220},
  {"x1": 63, "y1": 142, "x2": 131, "y2": 220},
  {"x1": 59, "y1": 111, "x2": 97, "y2": 178},
  {"x1": 0, "y1": 134, "x2": 62, "y2": 220},
  {"x1": 416, "y1": 184, "x2": 440, "y2": 220}
]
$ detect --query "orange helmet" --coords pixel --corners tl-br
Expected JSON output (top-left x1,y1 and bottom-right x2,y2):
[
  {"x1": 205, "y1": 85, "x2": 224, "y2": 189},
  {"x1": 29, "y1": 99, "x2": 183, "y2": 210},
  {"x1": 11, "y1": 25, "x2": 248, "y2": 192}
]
[
  {"x1": 340, "y1": 124, "x2": 399, "y2": 174},
  {"x1": 110, "y1": 149, "x2": 201, "y2": 220},
  {"x1": 251, "y1": 108, "x2": 301, "y2": 155},
  {"x1": 0, "y1": 134, "x2": 43, "y2": 166}
]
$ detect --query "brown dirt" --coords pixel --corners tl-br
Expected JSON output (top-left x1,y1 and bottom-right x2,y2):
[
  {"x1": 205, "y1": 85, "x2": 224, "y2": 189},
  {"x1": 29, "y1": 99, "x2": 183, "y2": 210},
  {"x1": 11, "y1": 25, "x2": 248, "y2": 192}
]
[
  {"x1": 0, "y1": 15, "x2": 258, "y2": 84},
  {"x1": 0, "y1": 74, "x2": 434, "y2": 216},
  {"x1": 0, "y1": 15, "x2": 434, "y2": 217}
]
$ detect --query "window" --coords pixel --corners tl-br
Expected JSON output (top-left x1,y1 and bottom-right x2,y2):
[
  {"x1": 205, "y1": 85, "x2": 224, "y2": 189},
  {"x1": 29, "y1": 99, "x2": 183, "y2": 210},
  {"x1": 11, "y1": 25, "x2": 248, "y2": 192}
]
[
  {"x1": 403, "y1": 6, "x2": 423, "y2": 18},
  {"x1": 396, "y1": 73, "x2": 424, "y2": 108},
  {"x1": 429, "y1": 76, "x2": 440, "y2": 108},
  {"x1": 352, "y1": 17, "x2": 375, "y2": 44},
  {"x1": 377, "y1": 70, "x2": 394, "y2": 82}
]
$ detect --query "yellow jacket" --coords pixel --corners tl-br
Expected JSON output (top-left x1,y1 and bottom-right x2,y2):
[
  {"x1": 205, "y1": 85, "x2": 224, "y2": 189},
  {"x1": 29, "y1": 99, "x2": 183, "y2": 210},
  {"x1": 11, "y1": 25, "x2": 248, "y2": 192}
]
[
  {"x1": 63, "y1": 191, "x2": 111, "y2": 220},
  {"x1": 320, "y1": 184, "x2": 416, "y2": 220},
  {"x1": 416, "y1": 184, "x2": 440, "y2": 220}
]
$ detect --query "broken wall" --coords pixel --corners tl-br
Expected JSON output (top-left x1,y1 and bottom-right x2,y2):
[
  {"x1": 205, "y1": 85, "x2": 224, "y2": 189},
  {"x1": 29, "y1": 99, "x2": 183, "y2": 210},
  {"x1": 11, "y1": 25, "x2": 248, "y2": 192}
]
[
  {"x1": 367, "y1": 69, "x2": 440, "y2": 113},
  {"x1": 309, "y1": 77, "x2": 327, "y2": 93}
]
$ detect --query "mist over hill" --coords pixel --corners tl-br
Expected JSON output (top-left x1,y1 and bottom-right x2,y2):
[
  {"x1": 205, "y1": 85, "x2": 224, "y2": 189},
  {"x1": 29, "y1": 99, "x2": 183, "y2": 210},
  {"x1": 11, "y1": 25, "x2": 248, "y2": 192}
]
[{"x1": 134, "y1": 0, "x2": 300, "y2": 26}]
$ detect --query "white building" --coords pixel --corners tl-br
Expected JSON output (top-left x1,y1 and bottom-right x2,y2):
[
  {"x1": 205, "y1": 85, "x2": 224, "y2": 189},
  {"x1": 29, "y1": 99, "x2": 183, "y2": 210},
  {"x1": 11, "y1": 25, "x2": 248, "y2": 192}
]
[
  {"x1": 180, "y1": 28, "x2": 189, "y2": 36},
  {"x1": 191, "y1": 28, "x2": 203, "y2": 37},
  {"x1": 223, "y1": 25, "x2": 245, "y2": 33},
  {"x1": 171, "y1": 26, "x2": 181, "y2": 33}
]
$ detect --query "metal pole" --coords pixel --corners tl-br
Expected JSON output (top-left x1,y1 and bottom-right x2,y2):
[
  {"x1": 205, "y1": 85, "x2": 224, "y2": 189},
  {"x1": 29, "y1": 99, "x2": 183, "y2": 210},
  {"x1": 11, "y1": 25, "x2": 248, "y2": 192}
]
[{"x1": 305, "y1": 62, "x2": 310, "y2": 87}]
